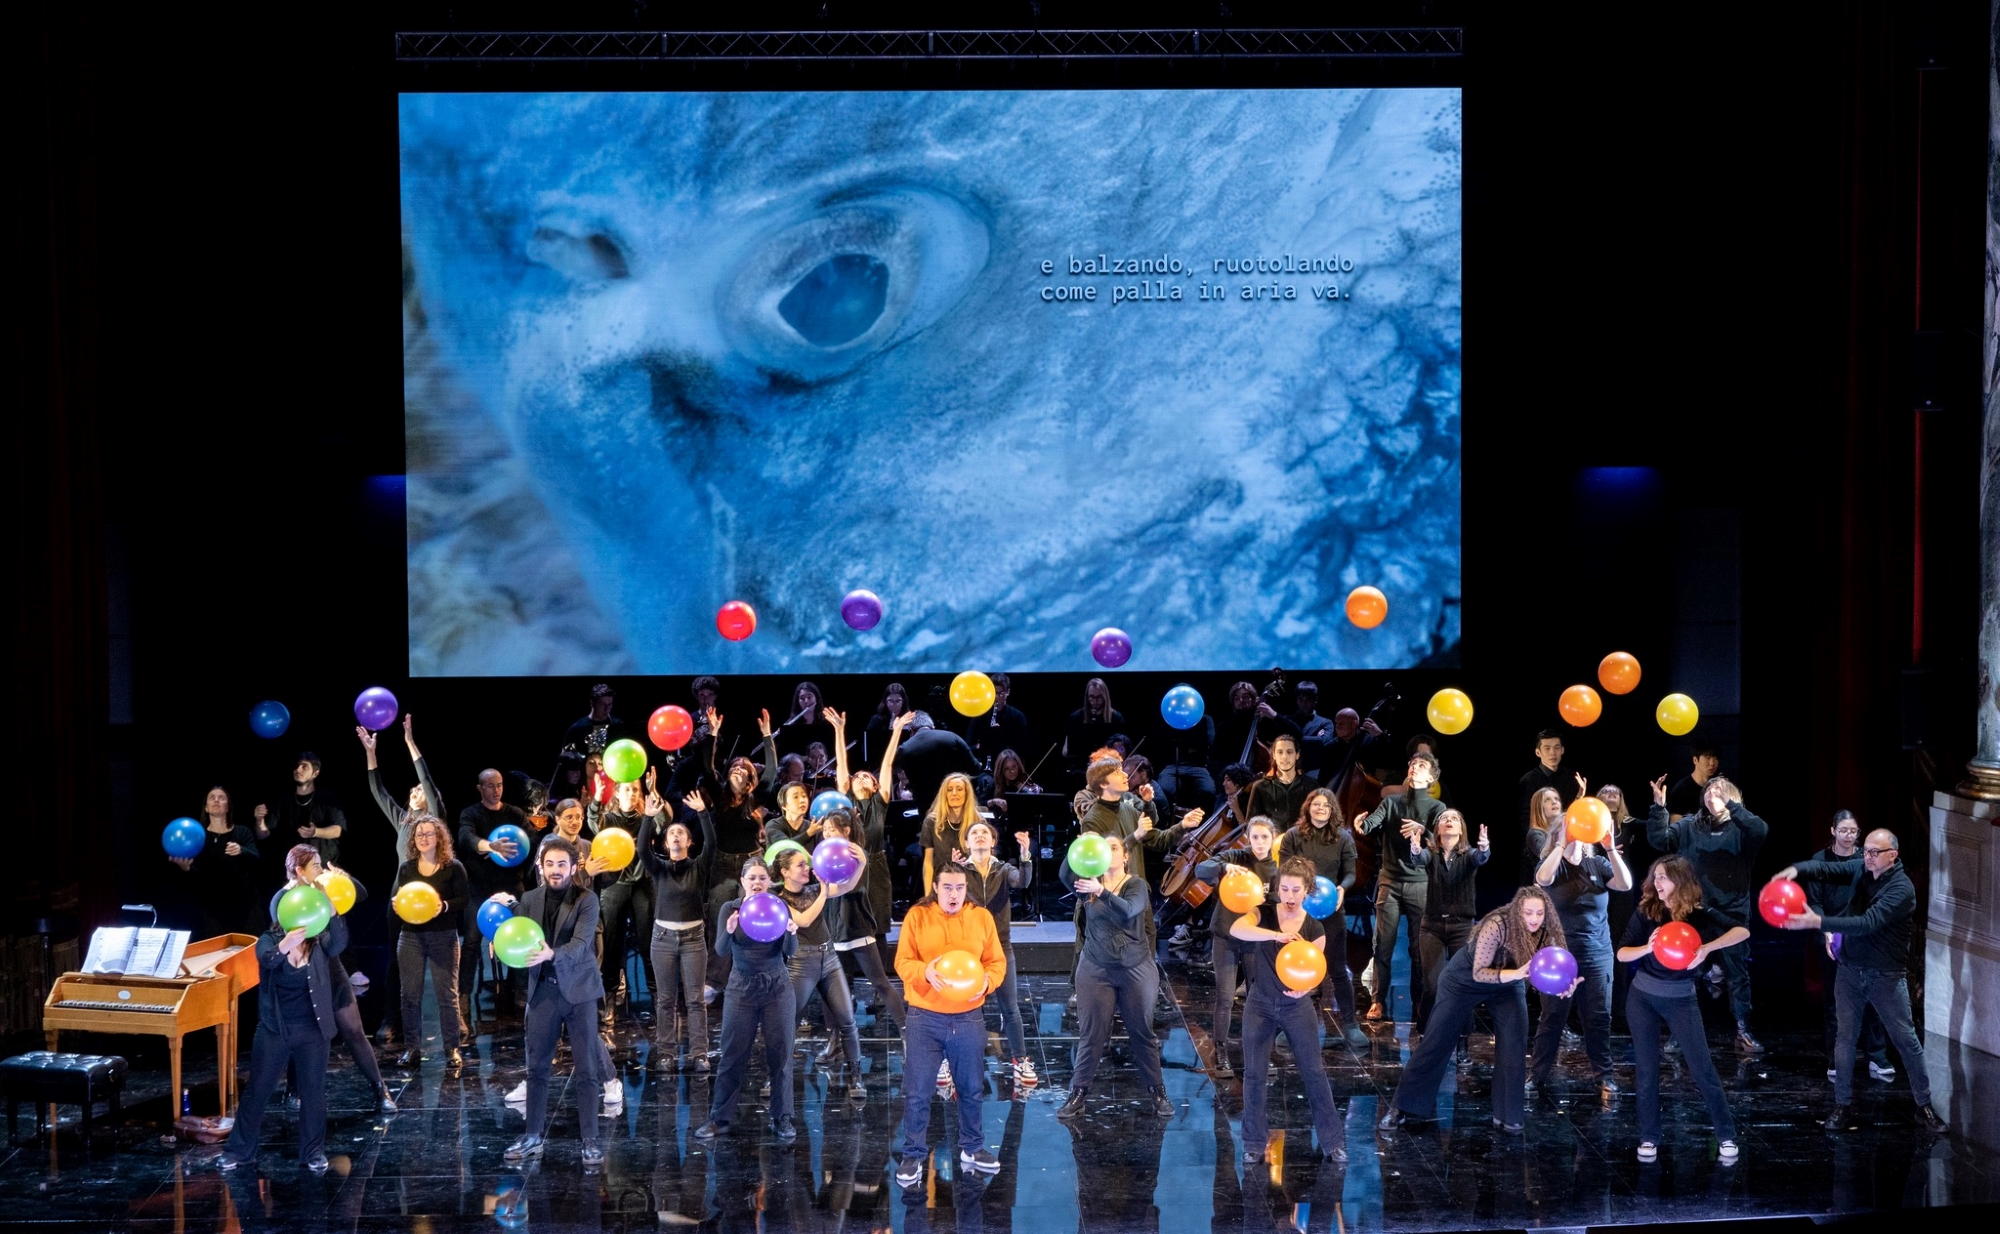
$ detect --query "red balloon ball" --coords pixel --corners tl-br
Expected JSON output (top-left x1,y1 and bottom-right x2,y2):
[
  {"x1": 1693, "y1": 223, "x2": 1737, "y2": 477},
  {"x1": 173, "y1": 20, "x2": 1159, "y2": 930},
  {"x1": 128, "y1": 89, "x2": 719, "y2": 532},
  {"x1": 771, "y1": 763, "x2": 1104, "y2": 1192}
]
[
  {"x1": 716, "y1": 601, "x2": 757, "y2": 641},
  {"x1": 1653, "y1": 921, "x2": 1702, "y2": 970},
  {"x1": 1758, "y1": 878, "x2": 1808, "y2": 927},
  {"x1": 649, "y1": 705, "x2": 694, "y2": 751}
]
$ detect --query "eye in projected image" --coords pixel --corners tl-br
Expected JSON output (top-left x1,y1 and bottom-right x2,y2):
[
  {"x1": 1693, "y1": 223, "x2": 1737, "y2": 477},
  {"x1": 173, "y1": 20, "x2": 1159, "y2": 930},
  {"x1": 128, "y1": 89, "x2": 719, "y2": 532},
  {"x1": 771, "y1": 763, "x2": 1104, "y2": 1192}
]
[{"x1": 399, "y1": 89, "x2": 1461, "y2": 675}]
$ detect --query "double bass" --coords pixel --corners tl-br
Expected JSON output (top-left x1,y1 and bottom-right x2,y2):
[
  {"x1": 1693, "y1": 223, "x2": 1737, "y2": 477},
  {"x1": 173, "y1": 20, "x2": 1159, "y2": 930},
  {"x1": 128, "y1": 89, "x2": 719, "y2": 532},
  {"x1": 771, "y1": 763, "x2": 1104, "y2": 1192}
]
[
  {"x1": 1159, "y1": 791, "x2": 1240, "y2": 908},
  {"x1": 1320, "y1": 684, "x2": 1399, "y2": 891}
]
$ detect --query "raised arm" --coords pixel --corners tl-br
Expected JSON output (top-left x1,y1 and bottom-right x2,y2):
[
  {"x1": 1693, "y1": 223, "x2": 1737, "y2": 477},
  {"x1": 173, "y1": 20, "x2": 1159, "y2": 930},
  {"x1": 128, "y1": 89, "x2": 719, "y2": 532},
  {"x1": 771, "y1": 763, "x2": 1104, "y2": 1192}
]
[
  {"x1": 1644, "y1": 777, "x2": 1681, "y2": 852},
  {"x1": 360, "y1": 728, "x2": 401, "y2": 821},
  {"x1": 878, "y1": 710, "x2": 912, "y2": 789},
  {"x1": 827, "y1": 709, "x2": 851, "y2": 794}
]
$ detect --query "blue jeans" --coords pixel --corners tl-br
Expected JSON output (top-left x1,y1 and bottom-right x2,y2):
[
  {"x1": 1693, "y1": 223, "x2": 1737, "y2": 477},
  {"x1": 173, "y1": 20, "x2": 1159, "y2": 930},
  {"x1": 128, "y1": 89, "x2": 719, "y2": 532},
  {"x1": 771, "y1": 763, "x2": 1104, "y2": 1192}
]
[
  {"x1": 1240, "y1": 993, "x2": 1342, "y2": 1152},
  {"x1": 1530, "y1": 942, "x2": 1614, "y2": 1080},
  {"x1": 1628, "y1": 985, "x2": 1735, "y2": 1143},
  {"x1": 992, "y1": 945, "x2": 1025, "y2": 1058},
  {"x1": 1834, "y1": 963, "x2": 1930, "y2": 1105},
  {"x1": 899, "y1": 1006, "x2": 988, "y2": 1161}
]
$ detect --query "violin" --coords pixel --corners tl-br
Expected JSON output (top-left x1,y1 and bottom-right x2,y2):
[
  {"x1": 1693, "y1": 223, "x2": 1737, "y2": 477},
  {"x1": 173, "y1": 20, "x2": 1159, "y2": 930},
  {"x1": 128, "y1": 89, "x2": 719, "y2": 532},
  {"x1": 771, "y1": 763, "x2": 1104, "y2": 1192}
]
[{"x1": 1159, "y1": 792, "x2": 1242, "y2": 908}]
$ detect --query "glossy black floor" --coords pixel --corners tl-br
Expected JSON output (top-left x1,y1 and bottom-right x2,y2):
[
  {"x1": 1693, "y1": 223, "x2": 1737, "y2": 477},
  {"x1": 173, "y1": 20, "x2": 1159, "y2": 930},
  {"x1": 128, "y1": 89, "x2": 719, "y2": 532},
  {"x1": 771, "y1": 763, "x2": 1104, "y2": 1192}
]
[{"x1": 6, "y1": 937, "x2": 2000, "y2": 1233}]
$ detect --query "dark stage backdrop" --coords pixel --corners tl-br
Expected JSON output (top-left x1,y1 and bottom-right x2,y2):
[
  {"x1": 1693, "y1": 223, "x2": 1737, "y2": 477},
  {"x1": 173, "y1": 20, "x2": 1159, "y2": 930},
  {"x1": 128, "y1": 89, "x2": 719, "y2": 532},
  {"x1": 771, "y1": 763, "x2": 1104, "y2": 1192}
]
[{"x1": 9, "y1": 3, "x2": 1983, "y2": 1017}]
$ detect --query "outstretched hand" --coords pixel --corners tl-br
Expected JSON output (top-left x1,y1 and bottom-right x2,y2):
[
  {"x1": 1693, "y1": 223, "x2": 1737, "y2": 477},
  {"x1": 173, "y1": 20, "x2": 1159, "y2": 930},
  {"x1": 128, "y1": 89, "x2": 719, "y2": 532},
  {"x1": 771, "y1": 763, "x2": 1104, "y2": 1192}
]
[
  {"x1": 356, "y1": 726, "x2": 377, "y2": 753},
  {"x1": 1650, "y1": 775, "x2": 1668, "y2": 806}
]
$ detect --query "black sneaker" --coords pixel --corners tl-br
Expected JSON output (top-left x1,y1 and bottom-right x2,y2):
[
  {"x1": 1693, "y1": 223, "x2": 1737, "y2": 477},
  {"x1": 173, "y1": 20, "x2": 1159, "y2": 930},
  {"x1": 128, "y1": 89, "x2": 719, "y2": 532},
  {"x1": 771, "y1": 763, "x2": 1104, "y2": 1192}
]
[
  {"x1": 895, "y1": 1157, "x2": 925, "y2": 1187},
  {"x1": 774, "y1": 1118, "x2": 797, "y2": 1145},
  {"x1": 1056, "y1": 1088, "x2": 1088, "y2": 1121},
  {"x1": 1735, "y1": 1028, "x2": 1764, "y2": 1055},
  {"x1": 1918, "y1": 1104, "x2": 1948, "y2": 1134},
  {"x1": 1150, "y1": 1091, "x2": 1175, "y2": 1118},
  {"x1": 960, "y1": 1148, "x2": 1001, "y2": 1173},
  {"x1": 1823, "y1": 1104, "x2": 1857, "y2": 1132}
]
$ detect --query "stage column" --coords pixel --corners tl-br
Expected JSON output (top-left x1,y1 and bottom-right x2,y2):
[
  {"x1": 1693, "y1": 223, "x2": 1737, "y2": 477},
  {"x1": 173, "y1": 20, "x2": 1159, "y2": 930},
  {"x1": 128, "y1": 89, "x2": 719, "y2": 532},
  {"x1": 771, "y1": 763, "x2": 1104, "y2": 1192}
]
[{"x1": 1922, "y1": 29, "x2": 2000, "y2": 1060}]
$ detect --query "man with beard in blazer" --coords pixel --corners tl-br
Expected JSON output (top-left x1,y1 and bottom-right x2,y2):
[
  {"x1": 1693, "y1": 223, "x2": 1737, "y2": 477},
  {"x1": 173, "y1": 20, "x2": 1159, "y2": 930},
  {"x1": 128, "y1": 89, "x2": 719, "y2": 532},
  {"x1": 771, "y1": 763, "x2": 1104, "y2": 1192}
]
[{"x1": 506, "y1": 835, "x2": 606, "y2": 1169}]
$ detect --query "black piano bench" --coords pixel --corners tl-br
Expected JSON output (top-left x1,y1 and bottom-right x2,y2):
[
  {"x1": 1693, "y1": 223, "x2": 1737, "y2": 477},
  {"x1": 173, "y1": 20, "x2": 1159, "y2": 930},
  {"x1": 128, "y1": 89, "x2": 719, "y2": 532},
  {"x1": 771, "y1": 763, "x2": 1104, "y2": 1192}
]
[{"x1": 1, "y1": 1052, "x2": 130, "y2": 1149}]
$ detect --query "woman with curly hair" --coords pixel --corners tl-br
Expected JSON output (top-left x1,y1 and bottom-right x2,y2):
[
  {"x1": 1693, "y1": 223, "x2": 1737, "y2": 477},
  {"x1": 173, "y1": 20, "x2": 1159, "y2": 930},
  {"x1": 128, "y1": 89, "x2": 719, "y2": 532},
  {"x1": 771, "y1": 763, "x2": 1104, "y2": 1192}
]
[
  {"x1": 1617, "y1": 854, "x2": 1749, "y2": 1163},
  {"x1": 1380, "y1": 884, "x2": 1575, "y2": 1133},
  {"x1": 393, "y1": 815, "x2": 469, "y2": 1071}
]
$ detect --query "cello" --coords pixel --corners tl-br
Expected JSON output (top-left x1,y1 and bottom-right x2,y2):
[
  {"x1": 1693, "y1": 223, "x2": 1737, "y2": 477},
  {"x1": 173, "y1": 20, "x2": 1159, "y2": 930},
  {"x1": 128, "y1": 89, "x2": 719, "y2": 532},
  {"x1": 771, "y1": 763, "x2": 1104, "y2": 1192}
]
[{"x1": 1159, "y1": 786, "x2": 1244, "y2": 908}]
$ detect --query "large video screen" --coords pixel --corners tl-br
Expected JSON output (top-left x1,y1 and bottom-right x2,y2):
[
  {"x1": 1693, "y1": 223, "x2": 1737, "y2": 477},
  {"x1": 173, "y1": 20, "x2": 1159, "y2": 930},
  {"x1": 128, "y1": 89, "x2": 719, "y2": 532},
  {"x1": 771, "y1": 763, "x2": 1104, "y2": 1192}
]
[{"x1": 400, "y1": 89, "x2": 1461, "y2": 676}]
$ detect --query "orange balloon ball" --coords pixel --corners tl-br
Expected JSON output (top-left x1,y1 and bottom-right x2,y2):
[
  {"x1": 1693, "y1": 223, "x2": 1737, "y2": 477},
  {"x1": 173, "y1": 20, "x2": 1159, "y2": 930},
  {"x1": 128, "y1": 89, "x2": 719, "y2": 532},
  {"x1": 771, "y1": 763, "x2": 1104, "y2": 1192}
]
[
  {"x1": 1219, "y1": 866, "x2": 1265, "y2": 915},
  {"x1": 591, "y1": 827, "x2": 636, "y2": 872},
  {"x1": 1563, "y1": 796, "x2": 1612, "y2": 845},
  {"x1": 1344, "y1": 586, "x2": 1388, "y2": 630},
  {"x1": 1558, "y1": 684, "x2": 1603, "y2": 727},
  {"x1": 1598, "y1": 651, "x2": 1642, "y2": 695},
  {"x1": 931, "y1": 949, "x2": 985, "y2": 1002},
  {"x1": 1276, "y1": 940, "x2": 1328, "y2": 992}
]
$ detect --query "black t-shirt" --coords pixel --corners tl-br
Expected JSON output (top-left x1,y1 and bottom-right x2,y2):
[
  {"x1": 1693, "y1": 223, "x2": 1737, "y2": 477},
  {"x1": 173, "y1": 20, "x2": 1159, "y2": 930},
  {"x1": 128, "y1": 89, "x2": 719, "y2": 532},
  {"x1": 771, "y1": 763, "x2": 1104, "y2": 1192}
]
[
  {"x1": 1516, "y1": 763, "x2": 1580, "y2": 825},
  {"x1": 896, "y1": 729, "x2": 981, "y2": 812},
  {"x1": 458, "y1": 803, "x2": 531, "y2": 894},
  {"x1": 273, "y1": 957, "x2": 316, "y2": 1029},
  {"x1": 1665, "y1": 775, "x2": 1711, "y2": 819},
  {"x1": 1240, "y1": 902, "x2": 1326, "y2": 1001},
  {"x1": 777, "y1": 885, "x2": 831, "y2": 946},
  {"x1": 1530, "y1": 837, "x2": 1614, "y2": 946},
  {"x1": 1620, "y1": 903, "x2": 1736, "y2": 984}
]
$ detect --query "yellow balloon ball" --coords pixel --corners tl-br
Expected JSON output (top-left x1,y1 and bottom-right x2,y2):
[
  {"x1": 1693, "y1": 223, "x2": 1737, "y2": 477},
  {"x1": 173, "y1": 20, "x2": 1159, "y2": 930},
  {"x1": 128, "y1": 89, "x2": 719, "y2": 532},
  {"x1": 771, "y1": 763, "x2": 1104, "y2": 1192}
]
[
  {"x1": 1427, "y1": 688, "x2": 1474, "y2": 736},
  {"x1": 316, "y1": 869, "x2": 357, "y2": 915},
  {"x1": 394, "y1": 881, "x2": 441, "y2": 925},
  {"x1": 591, "y1": 827, "x2": 636, "y2": 872},
  {"x1": 1656, "y1": 693, "x2": 1700, "y2": 737},
  {"x1": 949, "y1": 670, "x2": 996, "y2": 717}
]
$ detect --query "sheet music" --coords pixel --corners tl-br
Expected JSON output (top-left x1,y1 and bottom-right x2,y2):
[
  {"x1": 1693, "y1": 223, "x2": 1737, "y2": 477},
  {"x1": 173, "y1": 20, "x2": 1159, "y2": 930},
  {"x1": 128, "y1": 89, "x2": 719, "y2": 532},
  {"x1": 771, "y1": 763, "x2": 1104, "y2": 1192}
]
[{"x1": 81, "y1": 927, "x2": 191, "y2": 978}]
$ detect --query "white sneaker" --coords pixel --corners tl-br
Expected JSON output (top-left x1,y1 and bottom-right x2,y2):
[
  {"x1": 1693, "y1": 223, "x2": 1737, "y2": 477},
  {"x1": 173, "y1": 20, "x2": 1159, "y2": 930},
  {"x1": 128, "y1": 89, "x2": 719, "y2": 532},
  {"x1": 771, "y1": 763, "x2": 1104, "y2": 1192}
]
[
  {"x1": 1168, "y1": 925, "x2": 1193, "y2": 946},
  {"x1": 1012, "y1": 1058, "x2": 1039, "y2": 1088},
  {"x1": 1869, "y1": 1061, "x2": 1896, "y2": 1082},
  {"x1": 1636, "y1": 1141, "x2": 1657, "y2": 1163},
  {"x1": 1718, "y1": 1140, "x2": 1739, "y2": 1164},
  {"x1": 603, "y1": 1078, "x2": 623, "y2": 1107},
  {"x1": 1827, "y1": 1067, "x2": 1837, "y2": 1080},
  {"x1": 505, "y1": 1081, "x2": 527, "y2": 1103}
]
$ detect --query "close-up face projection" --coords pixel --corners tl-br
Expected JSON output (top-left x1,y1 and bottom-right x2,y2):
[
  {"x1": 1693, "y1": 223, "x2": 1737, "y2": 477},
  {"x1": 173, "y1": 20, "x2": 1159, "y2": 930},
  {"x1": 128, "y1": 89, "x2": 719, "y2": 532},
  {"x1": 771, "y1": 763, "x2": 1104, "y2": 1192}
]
[{"x1": 400, "y1": 88, "x2": 1461, "y2": 675}]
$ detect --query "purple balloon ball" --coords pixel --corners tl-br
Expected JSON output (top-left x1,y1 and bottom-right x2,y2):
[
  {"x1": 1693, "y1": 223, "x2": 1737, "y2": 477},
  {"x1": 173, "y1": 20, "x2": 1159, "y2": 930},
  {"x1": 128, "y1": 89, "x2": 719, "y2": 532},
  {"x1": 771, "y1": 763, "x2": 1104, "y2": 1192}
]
[
  {"x1": 1091, "y1": 627, "x2": 1133, "y2": 668},
  {"x1": 737, "y1": 892, "x2": 791, "y2": 943},
  {"x1": 812, "y1": 838, "x2": 864, "y2": 887},
  {"x1": 355, "y1": 686, "x2": 400, "y2": 732},
  {"x1": 1527, "y1": 945, "x2": 1578, "y2": 995},
  {"x1": 840, "y1": 589, "x2": 884, "y2": 631}
]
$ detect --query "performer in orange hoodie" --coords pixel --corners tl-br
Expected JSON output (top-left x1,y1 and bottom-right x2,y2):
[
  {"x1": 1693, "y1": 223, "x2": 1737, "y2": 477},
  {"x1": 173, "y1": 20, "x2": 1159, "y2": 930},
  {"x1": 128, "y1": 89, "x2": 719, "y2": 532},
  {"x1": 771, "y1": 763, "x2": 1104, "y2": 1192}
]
[{"x1": 892, "y1": 861, "x2": 1008, "y2": 1189}]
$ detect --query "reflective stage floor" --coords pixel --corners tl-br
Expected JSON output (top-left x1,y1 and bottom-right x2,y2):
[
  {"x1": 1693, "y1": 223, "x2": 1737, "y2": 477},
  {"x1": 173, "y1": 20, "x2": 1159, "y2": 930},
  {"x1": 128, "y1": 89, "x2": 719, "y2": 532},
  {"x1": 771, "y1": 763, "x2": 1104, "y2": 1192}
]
[{"x1": 5, "y1": 956, "x2": 2000, "y2": 1233}]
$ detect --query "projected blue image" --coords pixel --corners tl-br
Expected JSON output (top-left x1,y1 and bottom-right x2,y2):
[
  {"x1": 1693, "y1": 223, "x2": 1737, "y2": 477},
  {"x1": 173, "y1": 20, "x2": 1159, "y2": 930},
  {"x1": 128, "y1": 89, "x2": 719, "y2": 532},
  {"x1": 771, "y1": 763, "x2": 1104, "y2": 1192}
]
[{"x1": 399, "y1": 89, "x2": 1461, "y2": 675}]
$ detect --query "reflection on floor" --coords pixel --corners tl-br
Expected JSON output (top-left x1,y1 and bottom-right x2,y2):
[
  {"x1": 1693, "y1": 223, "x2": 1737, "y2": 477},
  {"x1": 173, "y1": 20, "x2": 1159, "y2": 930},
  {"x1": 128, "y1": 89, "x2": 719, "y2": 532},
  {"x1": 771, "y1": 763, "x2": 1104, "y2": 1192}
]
[{"x1": 4, "y1": 960, "x2": 2000, "y2": 1232}]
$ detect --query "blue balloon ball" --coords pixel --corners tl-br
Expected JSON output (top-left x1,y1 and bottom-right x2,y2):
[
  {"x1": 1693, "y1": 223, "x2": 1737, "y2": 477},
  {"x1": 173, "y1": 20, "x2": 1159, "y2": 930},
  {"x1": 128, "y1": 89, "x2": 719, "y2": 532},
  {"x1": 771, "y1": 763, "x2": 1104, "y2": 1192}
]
[
  {"x1": 809, "y1": 790, "x2": 855, "y2": 821},
  {"x1": 248, "y1": 700, "x2": 291, "y2": 739},
  {"x1": 477, "y1": 897, "x2": 516, "y2": 940},
  {"x1": 488, "y1": 824, "x2": 531, "y2": 868},
  {"x1": 1304, "y1": 876, "x2": 1341, "y2": 920},
  {"x1": 1160, "y1": 684, "x2": 1206, "y2": 730},
  {"x1": 162, "y1": 817, "x2": 206, "y2": 859}
]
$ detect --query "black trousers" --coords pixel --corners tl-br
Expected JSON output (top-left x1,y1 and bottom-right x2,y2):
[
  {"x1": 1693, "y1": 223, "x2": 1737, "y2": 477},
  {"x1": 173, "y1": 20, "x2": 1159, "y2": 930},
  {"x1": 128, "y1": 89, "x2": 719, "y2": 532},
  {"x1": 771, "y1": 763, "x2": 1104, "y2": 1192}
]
[
  {"x1": 1315, "y1": 912, "x2": 1358, "y2": 1019},
  {"x1": 382, "y1": 908, "x2": 405, "y2": 1032},
  {"x1": 1072, "y1": 957, "x2": 1164, "y2": 1094},
  {"x1": 398, "y1": 929, "x2": 462, "y2": 1054},
  {"x1": 329, "y1": 961, "x2": 385, "y2": 1093},
  {"x1": 1393, "y1": 960, "x2": 1527, "y2": 1125},
  {"x1": 1529, "y1": 942, "x2": 1614, "y2": 1081},
  {"x1": 709, "y1": 968, "x2": 797, "y2": 1128},
  {"x1": 1417, "y1": 917, "x2": 1474, "y2": 1033},
  {"x1": 1370, "y1": 880, "x2": 1426, "y2": 1016},
  {"x1": 600, "y1": 879, "x2": 656, "y2": 1012},
  {"x1": 1212, "y1": 936, "x2": 1244, "y2": 1046},
  {"x1": 227, "y1": 1026, "x2": 328, "y2": 1163},
  {"x1": 524, "y1": 983, "x2": 601, "y2": 1144}
]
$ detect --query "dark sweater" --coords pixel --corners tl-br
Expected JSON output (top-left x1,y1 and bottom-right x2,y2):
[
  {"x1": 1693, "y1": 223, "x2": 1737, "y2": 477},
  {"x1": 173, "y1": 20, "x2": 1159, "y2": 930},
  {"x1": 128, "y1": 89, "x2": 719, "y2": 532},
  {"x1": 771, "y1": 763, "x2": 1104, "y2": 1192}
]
[
  {"x1": 1793, "y1": 859, "x2": 1916, "y2": 972},
  {"x1": 715, "y1": 897, "x2": 800, "y2": 977},
  {"x1": 1416, "y1": 844, "x2": 1488, "y2": 920},
  {"x1": 1516, "y1": 763, "x2": 1581, "y2": 827},
  {"x1": 636, "y1": 811, "x2": 717, "y2": 925},
  {"x1": 1247, "y1": 774, "x2": 1315, "y2": 832},
  {"x1": 271, "y1": 789, "x2": 348, "y2": 868},
  {"x1": 394, "y1": 858, "x2": 470, "y2": 933},
  {"x1": 457, "y1": 803, "x2": 530, "y2": 897},
  {"x1": 1646, "y1": 801, "x2": 1769, "y2": 915},
  {"x1": 962, "y1": 854, "x2": 1033, "y2": 948},
  {"x1": 366, "y1": 757, "x2": 445, "y2": 855},
  {"x1": 1358, "y1": 791, "x2": 1446, "y2": 885},
  {"x1": 1801, "y1": 847, "x2": 1864, "y2": 914},
  {"x1": 1278, "y1": 823, "x2": 1357, "y2": 905},
  {"x1": 1061, "y1": 864, "x2": 1152, "y2": 969},
  {"x1": 1620, "y1": 903, "x2": 1737, "y2": 987},
  {"x1": 1194, "y1": 848, "x2": 1279, "y2": 939}
]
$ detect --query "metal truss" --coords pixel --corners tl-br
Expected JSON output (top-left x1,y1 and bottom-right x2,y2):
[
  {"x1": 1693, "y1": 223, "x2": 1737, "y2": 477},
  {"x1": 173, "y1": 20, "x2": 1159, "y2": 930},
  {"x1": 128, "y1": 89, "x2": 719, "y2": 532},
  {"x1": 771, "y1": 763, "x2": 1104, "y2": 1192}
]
[{"x1": 393, "y1": 28, "x2": 1463, "y2": 63}]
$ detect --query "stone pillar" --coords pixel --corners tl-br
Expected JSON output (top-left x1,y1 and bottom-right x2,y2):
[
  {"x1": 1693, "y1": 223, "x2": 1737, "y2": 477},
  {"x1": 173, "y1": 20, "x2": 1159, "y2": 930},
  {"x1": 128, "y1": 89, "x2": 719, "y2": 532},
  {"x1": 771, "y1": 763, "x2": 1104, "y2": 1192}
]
[{"x1": 1923, "y1": 4, "x2": 2000, "y2": 1063}]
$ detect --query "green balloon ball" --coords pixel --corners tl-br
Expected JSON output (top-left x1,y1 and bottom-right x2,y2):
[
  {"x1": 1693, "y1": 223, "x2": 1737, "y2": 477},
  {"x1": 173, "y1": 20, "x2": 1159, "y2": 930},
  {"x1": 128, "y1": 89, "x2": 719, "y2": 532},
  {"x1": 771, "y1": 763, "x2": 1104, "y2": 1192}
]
[
  {"x1": 276, "y1": 885, "x2": 335, "y2": 938},
  {"x1": 492, "y1": 916, "x2": 548, "y2": 969},
  {"x1": 764, "y1": 838, "x2": 809, "y2": 870},
  {"x1": 602, "y1": 739, "x2": 648, "y2": 785},
  {"x1": 1066, "y1": 834, "x2": 1112, "y2": 879}
]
